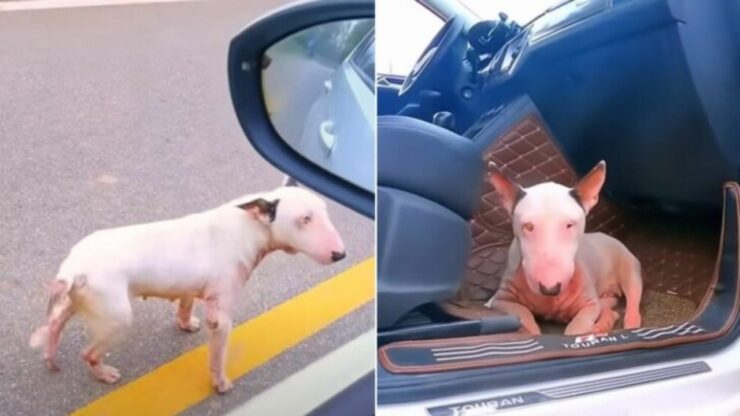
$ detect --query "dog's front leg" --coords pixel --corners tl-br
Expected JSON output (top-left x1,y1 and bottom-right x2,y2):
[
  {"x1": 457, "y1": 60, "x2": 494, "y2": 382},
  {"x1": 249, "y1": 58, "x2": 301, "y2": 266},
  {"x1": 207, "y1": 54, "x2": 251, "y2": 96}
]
[
  {"x1": 487, "y1": 299, "x2": 542, "y2": 335},
  {"x1": 564, "y1": 302, "x2": 601, "y2": 336},
  {"x1": 622, "y1": 263, "x2": 643, "y2": 329},
  {"x1": 205, "y1": 293, "x2": 233, "y2": 394}
]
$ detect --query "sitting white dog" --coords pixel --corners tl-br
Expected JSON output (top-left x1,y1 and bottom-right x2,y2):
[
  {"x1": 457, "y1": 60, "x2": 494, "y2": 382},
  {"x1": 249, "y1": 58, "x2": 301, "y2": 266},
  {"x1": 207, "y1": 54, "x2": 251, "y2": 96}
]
[{"x1": 30, "y1": 186, "x2": 345, "y2": 393}]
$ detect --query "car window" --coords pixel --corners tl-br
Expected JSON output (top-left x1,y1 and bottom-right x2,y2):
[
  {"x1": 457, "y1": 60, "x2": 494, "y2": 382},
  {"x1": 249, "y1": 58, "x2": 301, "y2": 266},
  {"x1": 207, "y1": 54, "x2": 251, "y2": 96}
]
[
  {"x1": 349, "y1": 31, "x2": 375, "y2": 90},
  {"x1": 376, "y1": 0, "x2": 444, "y2": 76}
]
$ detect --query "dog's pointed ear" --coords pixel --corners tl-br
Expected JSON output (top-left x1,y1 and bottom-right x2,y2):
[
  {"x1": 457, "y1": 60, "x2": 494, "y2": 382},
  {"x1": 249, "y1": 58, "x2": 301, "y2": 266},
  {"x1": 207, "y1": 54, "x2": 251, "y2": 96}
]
[
  {"x1": 571, "y1": 161, "x2": 606, "y2": 214},
  {"x1": 237, "y1": 198, "x2": 280, "y2": 224},
  {"x1": 487, "y1": 162, "x2": 525, "y2": 215}
]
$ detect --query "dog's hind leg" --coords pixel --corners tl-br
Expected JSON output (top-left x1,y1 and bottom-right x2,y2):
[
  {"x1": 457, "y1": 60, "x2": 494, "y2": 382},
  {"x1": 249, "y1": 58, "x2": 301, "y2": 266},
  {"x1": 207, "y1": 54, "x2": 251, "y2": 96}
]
[
  {"x1": 176, "y1": 296, "x2": 201, "y2": 333},
  {"x1": 80, "y1": 290, "x2": 132, "y2": 384},
  {"x1": 82, "y1": 342, "x2": 122, "y2": 384},
  {"x1": 45, "y1": 300, "x2": 75, "y2": 371},
  {"x1": 592, "y1": 296, "x2": 619, "y2": 333},
  {"x1": 30, "y1": 278, "x2": 80, "y2": 371}
]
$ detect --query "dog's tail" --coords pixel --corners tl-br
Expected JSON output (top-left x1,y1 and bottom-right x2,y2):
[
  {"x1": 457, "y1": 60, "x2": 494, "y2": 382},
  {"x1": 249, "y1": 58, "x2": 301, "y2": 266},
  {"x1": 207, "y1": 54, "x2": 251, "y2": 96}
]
[{"x1": 29, "y1": 274, "x2": 85, "y2": 349}]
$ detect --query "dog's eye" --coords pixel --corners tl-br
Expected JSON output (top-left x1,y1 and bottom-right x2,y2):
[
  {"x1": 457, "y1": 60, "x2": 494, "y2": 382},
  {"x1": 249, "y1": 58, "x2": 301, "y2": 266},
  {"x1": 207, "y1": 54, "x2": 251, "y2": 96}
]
[
  {"x1": 302, "y1": 215, "x2": 312, "y2": 225},
  {"x1": 522, "y1": 222, "x2": 534, "y2": 232},
  {"x1": 566, "y1": 222, "x2": 575, "y2": 229}
]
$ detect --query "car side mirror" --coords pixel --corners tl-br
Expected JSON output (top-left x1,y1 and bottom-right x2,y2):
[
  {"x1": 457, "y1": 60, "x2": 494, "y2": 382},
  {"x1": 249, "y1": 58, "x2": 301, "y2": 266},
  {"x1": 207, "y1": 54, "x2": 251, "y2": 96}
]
[{"x1": 228, "y1": 1, "x2": 375, "y2": 218}]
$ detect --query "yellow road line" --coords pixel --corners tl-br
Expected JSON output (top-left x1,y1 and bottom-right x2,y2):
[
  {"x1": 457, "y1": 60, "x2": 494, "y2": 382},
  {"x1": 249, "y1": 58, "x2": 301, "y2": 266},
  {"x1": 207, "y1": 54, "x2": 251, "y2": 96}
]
[{"x1": 71, "y1": 257, "x2": 375, "y2": 416}]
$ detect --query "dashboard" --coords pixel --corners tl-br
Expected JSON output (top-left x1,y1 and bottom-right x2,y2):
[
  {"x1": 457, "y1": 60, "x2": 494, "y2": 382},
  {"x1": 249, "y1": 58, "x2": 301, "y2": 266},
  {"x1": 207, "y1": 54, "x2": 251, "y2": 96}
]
[
  {"x1": 457, "y1": 0, "x2": 740, "y2": 210},
  {"x1": 475, "y1": 0, "x2": 611, "y2": 82}
]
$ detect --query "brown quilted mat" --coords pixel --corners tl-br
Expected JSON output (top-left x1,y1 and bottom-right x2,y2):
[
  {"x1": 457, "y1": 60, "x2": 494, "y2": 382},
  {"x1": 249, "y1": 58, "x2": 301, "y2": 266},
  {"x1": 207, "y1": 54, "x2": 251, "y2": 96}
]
[
  {"x1": 537, "y1": 291, "x2": 697, "y2": 335},
  {"x1": 451, "y1": 114, "x2": 719, "y2": 328}
]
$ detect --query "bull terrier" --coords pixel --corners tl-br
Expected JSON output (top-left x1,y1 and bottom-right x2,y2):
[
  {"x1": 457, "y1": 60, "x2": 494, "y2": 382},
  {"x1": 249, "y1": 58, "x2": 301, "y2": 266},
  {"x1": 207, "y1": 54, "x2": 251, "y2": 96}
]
[
  {"x1": 484, "y1": 161, "x2": 642, "y2": 336},
  {"x1": 30, "y1": 186, "x2": 346, "y2": 393}
]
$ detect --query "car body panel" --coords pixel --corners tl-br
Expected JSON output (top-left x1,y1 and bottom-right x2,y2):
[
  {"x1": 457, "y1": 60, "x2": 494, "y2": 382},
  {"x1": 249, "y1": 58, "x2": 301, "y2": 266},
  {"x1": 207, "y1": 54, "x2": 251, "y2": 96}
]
[
  {"x1": 299, "y1": 31, "x2": 376, "y2": 191},
  {"x1": 379, "y1": 337, "x2": 740, "y2": 415}
]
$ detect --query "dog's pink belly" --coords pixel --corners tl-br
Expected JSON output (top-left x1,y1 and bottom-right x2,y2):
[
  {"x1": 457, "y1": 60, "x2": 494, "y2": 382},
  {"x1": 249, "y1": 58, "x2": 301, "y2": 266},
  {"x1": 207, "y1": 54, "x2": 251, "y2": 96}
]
[
  {"x1": 129, "y1": 262, "x2": 251, "y2": 301},
  {"x1": 130, "y1": 278, "x2": 207, "y2": 301},
  {"x1": 133, "y1": 286, "x2": 205, "y2": 301}
]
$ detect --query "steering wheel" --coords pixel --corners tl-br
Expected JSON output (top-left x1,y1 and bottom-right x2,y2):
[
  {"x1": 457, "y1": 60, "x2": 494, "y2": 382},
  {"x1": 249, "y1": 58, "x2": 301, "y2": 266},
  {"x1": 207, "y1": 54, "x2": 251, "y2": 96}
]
[{"x1": 399, "y1": 15, "x2": 466, "y2": 97}]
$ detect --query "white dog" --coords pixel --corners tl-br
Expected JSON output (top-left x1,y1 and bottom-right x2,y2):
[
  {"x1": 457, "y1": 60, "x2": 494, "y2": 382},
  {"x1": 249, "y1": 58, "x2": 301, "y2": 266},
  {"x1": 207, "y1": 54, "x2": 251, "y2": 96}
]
[
  {"x1": 30, "y1": 186, "x2": 345, "y2": 393},
  {"x1": 485, "y1": 161, "x2": 642, "y2": 336}
]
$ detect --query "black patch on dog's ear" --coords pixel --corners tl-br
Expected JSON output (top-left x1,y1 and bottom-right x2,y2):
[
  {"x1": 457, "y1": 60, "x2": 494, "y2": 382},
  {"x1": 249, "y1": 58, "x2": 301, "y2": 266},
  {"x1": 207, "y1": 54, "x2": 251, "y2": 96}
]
[
  {"x1": 237, "y1": 198, "x2": 280, "y2": 223},
  {"x1": 569, "y1": 188, "x2": 584, "y2": 210},
  {"x1": 511, "y1": 187, "x2": 526, "y2": 212}
]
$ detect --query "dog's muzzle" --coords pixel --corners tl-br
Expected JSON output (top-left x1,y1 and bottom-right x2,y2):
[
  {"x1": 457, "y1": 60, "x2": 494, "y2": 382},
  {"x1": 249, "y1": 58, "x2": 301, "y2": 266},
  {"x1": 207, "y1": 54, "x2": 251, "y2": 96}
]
[
  {"x1": 539, "y1": 282, "x2": 562, "y2": 296},
  {"x1": 331, "y1": 251, "x2": 346, "y2": 262}
]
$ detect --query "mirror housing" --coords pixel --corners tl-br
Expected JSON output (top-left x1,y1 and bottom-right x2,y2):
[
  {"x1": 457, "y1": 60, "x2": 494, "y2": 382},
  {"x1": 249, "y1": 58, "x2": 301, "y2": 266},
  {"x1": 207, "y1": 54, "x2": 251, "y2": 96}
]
[{"x1": 228, "y1": 0, "x2": 374, "y2": 218}]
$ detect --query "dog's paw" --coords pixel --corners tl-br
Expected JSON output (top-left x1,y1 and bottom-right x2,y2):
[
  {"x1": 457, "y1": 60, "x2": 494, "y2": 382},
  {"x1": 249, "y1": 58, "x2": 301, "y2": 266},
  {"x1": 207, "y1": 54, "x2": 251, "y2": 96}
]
[
  {"x1": 45, "y1": 357, "x2": 60, "y2": 372},
  {"x1": 177, "y1": 316, "x2": 201, "y2": 333},
  {"x1": 93, "y1": 364, "x2": 121, "y2": 384},
  {"x1": 213, "y1": 377, "x2": 233, "y2": 394},
  {"x1": 591, "y1": 311, "x2": 620, "y2": 334},
  {"x1": 521, "y1": 324, "x2": 542, "y2": 336}
]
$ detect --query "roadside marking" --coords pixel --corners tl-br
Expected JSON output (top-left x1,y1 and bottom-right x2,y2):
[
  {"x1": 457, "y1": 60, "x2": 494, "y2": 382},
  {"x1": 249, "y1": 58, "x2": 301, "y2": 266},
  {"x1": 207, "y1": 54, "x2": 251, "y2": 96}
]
[
  {"x1": 71, "y1": 257, "x2": 375, "y2": 416},
  {"x1": 0, "y1": 0, "x2": 202, "y2": 12},
  {"x1": 227, "y1": 330, "x2": 375, "y2": 415}
]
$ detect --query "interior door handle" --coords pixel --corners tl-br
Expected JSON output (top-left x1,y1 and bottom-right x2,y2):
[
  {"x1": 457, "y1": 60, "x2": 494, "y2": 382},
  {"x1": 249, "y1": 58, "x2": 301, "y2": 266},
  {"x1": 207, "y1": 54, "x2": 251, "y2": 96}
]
[{"x1": 319, "y1": 120, "x2": 336, "y2": 153}]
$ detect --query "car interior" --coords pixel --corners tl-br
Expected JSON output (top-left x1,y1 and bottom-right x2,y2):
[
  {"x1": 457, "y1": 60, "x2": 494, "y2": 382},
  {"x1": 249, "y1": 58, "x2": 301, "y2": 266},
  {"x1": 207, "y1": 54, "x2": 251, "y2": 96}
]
[{"x1": 376, "y1": 0, "x2": 740, "y2": 400}]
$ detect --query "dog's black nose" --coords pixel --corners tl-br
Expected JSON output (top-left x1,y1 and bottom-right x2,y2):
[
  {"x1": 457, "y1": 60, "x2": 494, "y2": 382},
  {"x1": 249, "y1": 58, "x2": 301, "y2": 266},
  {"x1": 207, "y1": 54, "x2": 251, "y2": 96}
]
[
  {"x1": 539, "y1": 282, "x2": 561, "y2": 296},
  {"x1": 331, "y1": 251, "x2": 346, "y2": 262}
]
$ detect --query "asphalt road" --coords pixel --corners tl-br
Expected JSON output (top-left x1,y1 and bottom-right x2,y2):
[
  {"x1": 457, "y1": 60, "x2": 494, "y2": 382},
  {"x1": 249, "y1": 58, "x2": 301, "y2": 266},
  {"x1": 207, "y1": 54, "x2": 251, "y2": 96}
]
[{"x1": 0, "y1": 1, "x2": 374, "y2": 415}]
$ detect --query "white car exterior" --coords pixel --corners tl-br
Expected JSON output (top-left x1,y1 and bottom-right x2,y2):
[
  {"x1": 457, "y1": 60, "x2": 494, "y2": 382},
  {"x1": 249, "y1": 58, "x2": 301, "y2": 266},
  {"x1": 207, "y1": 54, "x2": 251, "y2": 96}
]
[{"x1": 379, "y1": 336, "x2": 740, "y2": 416}]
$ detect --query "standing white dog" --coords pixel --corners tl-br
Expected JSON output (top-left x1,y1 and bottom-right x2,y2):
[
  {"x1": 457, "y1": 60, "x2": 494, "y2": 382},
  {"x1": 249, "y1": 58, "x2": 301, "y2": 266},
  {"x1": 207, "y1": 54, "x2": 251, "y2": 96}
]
[{"x1": 30, "y1": 186, "x2": 345, "y2": 393}]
